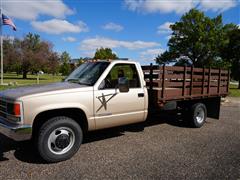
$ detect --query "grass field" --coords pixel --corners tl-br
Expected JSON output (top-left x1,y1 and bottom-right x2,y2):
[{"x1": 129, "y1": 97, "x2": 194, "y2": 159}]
[
  {"x1": 0, "y1": 73, "x2": 239, "y2": 97},
  {"x1": 229, "y1": 84, "x2": 240, "y2": 97},
  {"x1": 0, "y1": 73, "x2": 64, "y2": 91}
]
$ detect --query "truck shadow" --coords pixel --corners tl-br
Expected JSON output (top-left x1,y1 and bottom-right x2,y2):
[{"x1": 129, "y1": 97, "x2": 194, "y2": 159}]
[{"x1": 0, "y1": 112, "x2": 189, "y2": 164}]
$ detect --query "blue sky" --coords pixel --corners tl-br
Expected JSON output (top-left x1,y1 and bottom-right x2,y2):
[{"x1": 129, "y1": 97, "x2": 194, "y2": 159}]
[{"x1": 2, "y1": 0, "x2": 240, "y2": 65}]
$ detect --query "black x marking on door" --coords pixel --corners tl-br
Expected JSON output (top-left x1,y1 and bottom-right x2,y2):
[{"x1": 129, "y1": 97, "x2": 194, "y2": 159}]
[{"x1": 96, "y1": 93, "x2": 117, "y2": 113}]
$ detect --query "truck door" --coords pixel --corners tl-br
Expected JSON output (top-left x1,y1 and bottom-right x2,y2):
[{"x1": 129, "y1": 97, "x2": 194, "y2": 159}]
[{"x1": 94, "y1": 63, "x2": 145, "y2": 130}]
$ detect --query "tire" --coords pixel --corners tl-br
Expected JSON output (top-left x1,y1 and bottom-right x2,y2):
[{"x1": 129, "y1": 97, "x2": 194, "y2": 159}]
[
  {"x1": 190, "y1": 103, "x2": 207, "y2": 128},
  {"x1": 37, "y1": 116, "x2": 83, "y2": 163}
]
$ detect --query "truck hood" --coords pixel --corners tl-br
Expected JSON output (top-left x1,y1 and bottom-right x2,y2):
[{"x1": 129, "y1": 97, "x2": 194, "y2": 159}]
[{"x1": 0, "y1": 82, "x2": 88, "y2": 100}]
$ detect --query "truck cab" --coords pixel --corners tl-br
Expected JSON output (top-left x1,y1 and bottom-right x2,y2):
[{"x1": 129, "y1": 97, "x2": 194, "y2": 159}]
[{"x1": 90, "y1": 60, "x2": 148, "y2": 129}]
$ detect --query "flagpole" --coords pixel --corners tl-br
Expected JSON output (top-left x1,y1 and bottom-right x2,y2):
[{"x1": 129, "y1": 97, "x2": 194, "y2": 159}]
[{"x1": 0, "y1": 0, "x2": 3, "y2": 85}]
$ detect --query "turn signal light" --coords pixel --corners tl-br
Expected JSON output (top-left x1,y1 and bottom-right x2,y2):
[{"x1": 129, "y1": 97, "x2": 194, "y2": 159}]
[
  {"x1": 13, "y1": 103, "x2": 21, "y2": 116},
  {"x1": 7, "y1": 102, "x2": 21, "y2": 116}
]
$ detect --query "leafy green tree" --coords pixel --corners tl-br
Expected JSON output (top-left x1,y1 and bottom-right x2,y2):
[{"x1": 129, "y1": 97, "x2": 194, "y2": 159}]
[
  {"x1": 3, "y1": 33, "x2": 55, "y2": 79},
  {"x1": 3, "y1": 33, "x2": 68, "y2": 78},
  {"x1": 155, "y1": 9, "x2": 232, "y2": 68},
  {"x1": 94, "y1": 47, "x2": 118, "y2": 60},
  {"x1": 78, "y1": 57, "x2": 85, "y2": 66},
  {"x1": 21, "y1": 33, "x2": 57, "y2": 78},
  {"x1": 59, "y1": 51, "x2": 71, "y2": 76},
  {"x1": 223, "y1": 29, "x2": 240, "y2": 89},
  {"x1": 46, "y1": 52, "x2": 60, "y2": 75}
]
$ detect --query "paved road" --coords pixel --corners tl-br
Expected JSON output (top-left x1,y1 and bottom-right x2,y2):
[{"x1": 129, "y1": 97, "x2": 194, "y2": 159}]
[{"x1": 0, "y1": 98, "x2": 239, "y2": 179}]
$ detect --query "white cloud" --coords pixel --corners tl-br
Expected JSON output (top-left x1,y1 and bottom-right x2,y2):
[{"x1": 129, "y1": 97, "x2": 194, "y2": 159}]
[
  {"x1": 80, "y1": 51, "x2": 95, "y2": 58},
  {"x1": 2, "y1": 0, "x2": 73, "y2": 20},
  {"x1": 102, "y1": 22, "x2": 124, "y2": 32},
  {"x1": 157, "y1": 22, "x2": 174, "y2": 34},
  {"x1": 62, "y1": 36, "x2": 77, "y2": 42},
  {"x1": 124, "y1": 0, "x2": 237, "y2": 14},
  {"x1": 124, "y1": 0, "x2": 195, "y2": 14},
  {"x1": 1, "y1": 36, "x2": 15, "y2": 41},
  {"x1": 79, "y1": 36, "x2": 160, "y2": 50},
  {"x1": 200, "y1": 0, "x2": 237, "y2": 12},
  {"x1": 140, "y1": 48, "x2": 165, "y2": 61},
  {"x1": 31, "y1": 19, "x2": 88, "y2": 34}
]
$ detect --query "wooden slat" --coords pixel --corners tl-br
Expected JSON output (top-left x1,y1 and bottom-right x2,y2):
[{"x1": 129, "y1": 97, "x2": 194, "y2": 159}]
[
  {"x1": 149, "y1": 63, "x2": 153, "y2": 90},
  {"x1": 166, "y1": 82, "x2": 183, "y2": 87},
  {"x1": 207, "y1": 68, "x2": 211, "y2": 94},
  {"x1": 217, "y1": 69, "x2": 221, "y2": 94},
  {"x1": 202, "y1": 67, "x2": 205, "y2": 94},
  {"x1": 165, "y1": 74, "x2": 184, "y2": 79},
  {"x1": 211, "y1": 69, "x2": 220, "y2": 73},
  {"x1": 221, "y1": 70, "x2": 229, "y2": 74},
  {"x1": 161, "y1": 65, "x2": 166, "y2": 99},
  {"x1": 220, "y1": 81, "x2": 228, "y2": 86},
  {"x1": 227, "y1": 69, "x2": 230, "y2": 93},
  {"x1": 193, "y1": 67, "x2": 204, "y2": 72},
  {"x1": 190, "y1": 66, "x2": 193, "y2": 95},
  {"x1": 165, "y1": 66, "x2": 184, "y2": 71},
  {"x1": 143, "y1": 69, "x2": 162, "y2": 73},
  {"x1": 182, "y1": 66, "x2": 186, "y2": 96},
  {"x1": 220, "y1": 76, "x2": 228, "y2": 80}
]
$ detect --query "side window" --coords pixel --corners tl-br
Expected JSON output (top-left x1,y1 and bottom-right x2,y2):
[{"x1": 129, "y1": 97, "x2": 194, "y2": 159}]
[{"x1": 102, "y1": 64, "x2": 140, "y2": 89}]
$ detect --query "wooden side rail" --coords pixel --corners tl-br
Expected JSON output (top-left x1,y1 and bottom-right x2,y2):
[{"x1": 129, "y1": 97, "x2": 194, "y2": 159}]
[{"x1": 142, "y1": 65, "x2": 229, "y2": 102}]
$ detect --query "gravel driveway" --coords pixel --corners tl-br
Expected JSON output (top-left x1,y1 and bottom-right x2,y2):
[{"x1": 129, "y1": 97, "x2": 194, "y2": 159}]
[{"x1": 0, "y1": 98, "x2": 239, "y2": 179}]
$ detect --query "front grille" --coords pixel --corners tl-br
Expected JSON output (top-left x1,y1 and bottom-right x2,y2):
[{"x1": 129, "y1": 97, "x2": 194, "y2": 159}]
[
  {"x1": 0, "y1": 99, "x2": 8, "y2": 119},
  {"x1": 0, "y1": 99, "x2": 22, "y2": 123}
]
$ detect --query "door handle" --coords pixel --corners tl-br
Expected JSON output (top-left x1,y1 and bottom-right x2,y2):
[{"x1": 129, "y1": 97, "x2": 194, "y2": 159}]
[{"x1": 138, "y1": 93, "x2": 144, "y2": 97}]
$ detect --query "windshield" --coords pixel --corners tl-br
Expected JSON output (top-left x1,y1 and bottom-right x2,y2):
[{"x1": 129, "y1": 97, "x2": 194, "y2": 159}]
[{"x1": 65, "y1": 62, "x2": 110, "y2": 85}]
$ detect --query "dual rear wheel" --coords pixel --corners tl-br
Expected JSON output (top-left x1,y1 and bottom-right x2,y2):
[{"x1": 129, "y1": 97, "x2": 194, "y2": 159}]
[{"x1": 183, "y1": 103, "x2": 207, "y2": 128}]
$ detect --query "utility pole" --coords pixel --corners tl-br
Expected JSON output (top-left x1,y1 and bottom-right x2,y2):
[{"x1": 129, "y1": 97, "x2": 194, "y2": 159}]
[{"x1": 0, "y1": 0, "x2": 3, "y2": 85}]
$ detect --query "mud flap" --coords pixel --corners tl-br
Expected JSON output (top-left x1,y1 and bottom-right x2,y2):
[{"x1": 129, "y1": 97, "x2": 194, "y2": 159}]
[{"x1": 204, "y1": 97, "x2": 221, "y2": 119}]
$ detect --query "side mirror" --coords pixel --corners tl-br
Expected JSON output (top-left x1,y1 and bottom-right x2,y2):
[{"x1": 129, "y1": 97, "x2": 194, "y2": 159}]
[{"x1": 118, "y1": 77, "x2": 129, "y2": 93}]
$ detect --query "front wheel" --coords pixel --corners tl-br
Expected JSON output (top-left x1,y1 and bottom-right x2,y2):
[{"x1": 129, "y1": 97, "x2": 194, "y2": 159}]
[
  {"x1": 190, "y1": 103, "x2": 207, "y2": 128},
  {"x1": 37, "y1": 116, "x2": 83, "y2": 163}
]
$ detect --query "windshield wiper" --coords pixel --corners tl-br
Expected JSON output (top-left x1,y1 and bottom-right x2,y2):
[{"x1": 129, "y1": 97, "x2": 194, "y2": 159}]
[
  {"x1": 66, "y1": 78, "x2": 80, "y2": 83},
  {"x1": 78, "y1": 81, "x2": 92, "y2": 86}
]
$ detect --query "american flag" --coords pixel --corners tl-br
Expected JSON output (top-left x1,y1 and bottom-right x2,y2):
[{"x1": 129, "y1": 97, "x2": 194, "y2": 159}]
[{"x1": 2, "y1": 14, "x2": 17, "y2": 31}]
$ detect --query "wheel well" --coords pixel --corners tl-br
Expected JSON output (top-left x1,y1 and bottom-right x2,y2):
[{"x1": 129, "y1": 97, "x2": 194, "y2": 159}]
[
  {"x1": 32, "y1": 108, "x2": 88, "y2": 139},
  {"x1": 177, "y1": 97, "x2": 221, "y2": 119}
]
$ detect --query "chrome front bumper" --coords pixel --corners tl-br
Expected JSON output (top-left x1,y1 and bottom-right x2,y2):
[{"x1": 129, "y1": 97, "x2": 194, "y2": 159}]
[{"x1": 0, "y1": 119, "x2": 32, "y2": 141}]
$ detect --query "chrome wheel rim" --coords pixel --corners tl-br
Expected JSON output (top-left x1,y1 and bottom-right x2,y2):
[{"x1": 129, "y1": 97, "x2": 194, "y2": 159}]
[
  {"x1": 47, "y1": 127, "x2": 75, "y2": 155},
  {"x1": 196, "y1": 107, "x2": 205, "y2": 124}
]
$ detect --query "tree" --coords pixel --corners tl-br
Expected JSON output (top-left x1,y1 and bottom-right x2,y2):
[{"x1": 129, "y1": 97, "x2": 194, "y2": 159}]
[
  {"x1": 20, "y1": 33, "x2": 55, "y2": 78},
  {"x1": 224, "y1": 29, "x2": 240, "y2": 89},
  {"x1": 77, "y1": 57, "x2": 85, "y2": 66},
  {"x1": 3, "y1": 33, "x2": 60, "y2": 78},
  {"x1": 46, "y1": 52, "x2": 60, "y2": 75},
  {"x1": 59, "y1": 51, "x2": 71, "y2": 76},
  {"x1": 155, "y1": 9, "x2": 231, "y2": 68},
  {"x1": 93, "y1": 47, "x2": 118, "y2": 60}
]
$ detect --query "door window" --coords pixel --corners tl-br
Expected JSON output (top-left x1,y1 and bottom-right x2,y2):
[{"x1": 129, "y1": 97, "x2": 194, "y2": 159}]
[{"x1": 101, "y1": 64, "x2": 140, "y2": 89}]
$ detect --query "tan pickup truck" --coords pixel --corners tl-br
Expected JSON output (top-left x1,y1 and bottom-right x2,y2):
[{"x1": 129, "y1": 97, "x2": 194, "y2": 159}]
[{"x1": 0, "y1": 60, "x2": 229, "y2": 162}]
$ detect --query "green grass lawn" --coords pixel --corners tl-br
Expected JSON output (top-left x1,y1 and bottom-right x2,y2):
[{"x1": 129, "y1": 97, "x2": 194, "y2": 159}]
[
  {"x1": 229, "y1": 84, "x2": 240, "y2": 97},
  {"x1": 0, "y1": 73, "x2": 64, "y2": 91}
]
